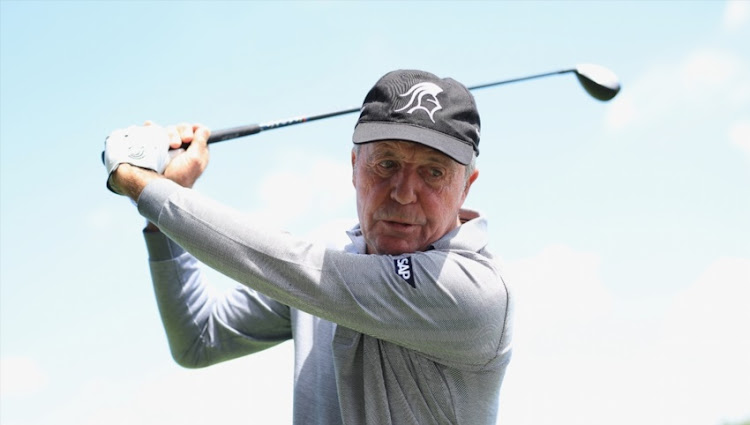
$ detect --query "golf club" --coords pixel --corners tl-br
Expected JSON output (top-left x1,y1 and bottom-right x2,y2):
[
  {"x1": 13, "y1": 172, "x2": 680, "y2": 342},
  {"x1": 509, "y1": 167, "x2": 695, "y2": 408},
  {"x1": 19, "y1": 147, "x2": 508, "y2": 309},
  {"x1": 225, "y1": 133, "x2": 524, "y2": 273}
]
[
  {"x1": 101, "y1": 64, "x2": 620, "y2": 160},
  {"x1": 204, "y1": 64, "x2": 620, "y2": 147}
]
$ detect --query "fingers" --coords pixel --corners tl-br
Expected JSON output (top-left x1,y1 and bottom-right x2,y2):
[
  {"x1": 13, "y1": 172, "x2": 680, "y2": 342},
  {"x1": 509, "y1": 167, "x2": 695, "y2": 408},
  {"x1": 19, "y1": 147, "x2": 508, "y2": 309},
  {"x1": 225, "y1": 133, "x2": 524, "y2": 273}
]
[
  {"x1": 176, "y1": 123, "x2": 195, "y2": 143},
  {"x1": 139, "y1": 120, "x2": 211, "y2": 159},
  {"x1": 184, "y1": 123, "x2": 210, "y2": 171},
  {"x1": 163, "y1": 123, "x2": 192, "y2": 149},
  {"x1": 189, "y1": 124, "x2": 210, "y2": 149},
  {"x1": 142, "y1": 120, "x2": 180, "y2": 150},
  {"x1": 160, "y1": 123, "x2": 210, "y2": 189},
  {"x1": 165, "y1": 125, "x2": 182, "y2": 149}
]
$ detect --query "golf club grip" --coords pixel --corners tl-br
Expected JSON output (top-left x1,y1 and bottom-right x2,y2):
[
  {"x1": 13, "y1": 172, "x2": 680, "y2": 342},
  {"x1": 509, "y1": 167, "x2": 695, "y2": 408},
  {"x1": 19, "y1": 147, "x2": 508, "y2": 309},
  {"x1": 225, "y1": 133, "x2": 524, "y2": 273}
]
[
  {"x1": 180, "y1": 124, "x2": 262, "y2": 149},
  {"x1": 100, "y1": 124, "x2": 262, "y2": 164}
]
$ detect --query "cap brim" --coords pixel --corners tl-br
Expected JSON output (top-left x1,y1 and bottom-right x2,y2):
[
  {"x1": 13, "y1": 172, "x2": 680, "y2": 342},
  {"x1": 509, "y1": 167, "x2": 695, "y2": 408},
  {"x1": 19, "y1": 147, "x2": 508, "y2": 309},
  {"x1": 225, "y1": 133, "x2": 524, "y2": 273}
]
[{"x1": 353, "y1": 122, "x2": 474, "y2": 165}]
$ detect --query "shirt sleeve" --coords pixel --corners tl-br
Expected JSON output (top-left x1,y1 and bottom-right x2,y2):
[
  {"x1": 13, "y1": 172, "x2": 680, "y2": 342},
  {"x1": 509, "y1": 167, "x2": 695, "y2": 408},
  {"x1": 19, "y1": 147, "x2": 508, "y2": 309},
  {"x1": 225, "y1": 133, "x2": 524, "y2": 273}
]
[
  {"x1": 144, "y1": 229, "x2": 292, "y2": 368},
  {"x1": 139, "y1": 179, "x2": 510, "y2": 368}
]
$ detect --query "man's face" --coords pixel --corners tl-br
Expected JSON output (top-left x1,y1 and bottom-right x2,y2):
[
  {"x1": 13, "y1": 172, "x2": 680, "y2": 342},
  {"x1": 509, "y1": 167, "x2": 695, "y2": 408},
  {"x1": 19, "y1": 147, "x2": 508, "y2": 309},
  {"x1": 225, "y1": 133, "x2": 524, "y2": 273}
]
[{"x1": 352, "y1": 140, "x2": 479, "y2": 255}]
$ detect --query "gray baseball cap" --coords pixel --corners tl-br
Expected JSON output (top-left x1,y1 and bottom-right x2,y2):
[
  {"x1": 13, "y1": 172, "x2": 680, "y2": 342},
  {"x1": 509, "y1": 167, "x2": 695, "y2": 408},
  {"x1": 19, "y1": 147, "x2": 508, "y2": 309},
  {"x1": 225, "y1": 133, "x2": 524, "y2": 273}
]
[{"x1": 352, "y1": 70, "x2": 481, "y2": 165}]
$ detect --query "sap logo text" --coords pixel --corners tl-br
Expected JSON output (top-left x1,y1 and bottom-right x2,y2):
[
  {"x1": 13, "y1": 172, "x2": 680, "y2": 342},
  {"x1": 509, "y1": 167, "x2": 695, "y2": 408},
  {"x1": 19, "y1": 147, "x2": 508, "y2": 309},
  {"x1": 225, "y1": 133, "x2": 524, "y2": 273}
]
[{"x1": 394, "y1": 257, "x2": 416, "y2": 288}]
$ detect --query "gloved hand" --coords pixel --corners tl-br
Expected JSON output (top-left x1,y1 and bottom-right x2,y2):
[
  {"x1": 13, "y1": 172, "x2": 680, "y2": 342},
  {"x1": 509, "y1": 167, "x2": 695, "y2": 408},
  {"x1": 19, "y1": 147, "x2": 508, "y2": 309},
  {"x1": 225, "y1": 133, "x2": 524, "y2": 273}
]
[{"x1": 103, "y1": 125, "x2": 171, "y2": 191}]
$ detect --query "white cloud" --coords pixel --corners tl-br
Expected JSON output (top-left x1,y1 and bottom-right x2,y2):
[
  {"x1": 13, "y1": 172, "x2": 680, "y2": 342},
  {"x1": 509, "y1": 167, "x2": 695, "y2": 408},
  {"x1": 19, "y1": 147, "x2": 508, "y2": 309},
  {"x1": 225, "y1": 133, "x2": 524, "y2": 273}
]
[
  {"x1": 499, "y1": 245, "x2": 629, "y2": 425},
  {"x1": 304, "y1": 217, "x2": 358, "y2": 248},
  {"x1": 657, "y1": 257, "x2": 750, "y2": 424},
  {"x1": 679, "y1": 49, "x2": 742, "y2": 91},
  {"x1": 498, "y1": 250, "x2": 750, "y2": 425},
  {"x1": 604, "y1": 90, "x2": 637, "y2": 130},
  {"x1": 504, "y1": 243, "x2": 613, "y2": 334},
  {"x1": 729, "y1": 119, "x2": 750, "y2": 157},
  {"x1": 251, "y1": 156, "x2": 354, "y2": 229},
  {"x1": 103, "y1": 347, "x2": 293, "y2": 425},
  {"x1": 605, "y1": 48, "x2": 747, "y2": 132},
  {"x1": 47, "y1": 345, "x2": 295, "y2": 425},
  {"x1": 0, "y1": 356, "x2": 48, "y2": 397},
  {"x1": 723, "y1": 0, "x2": 750, "y2": 32}
]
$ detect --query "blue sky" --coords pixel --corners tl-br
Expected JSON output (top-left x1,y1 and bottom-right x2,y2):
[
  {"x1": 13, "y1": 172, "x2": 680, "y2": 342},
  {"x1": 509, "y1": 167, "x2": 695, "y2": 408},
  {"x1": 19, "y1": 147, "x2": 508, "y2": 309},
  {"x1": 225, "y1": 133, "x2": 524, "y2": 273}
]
[{"x1": 1, "y1": 1, "x2": 748, "y2": 424}]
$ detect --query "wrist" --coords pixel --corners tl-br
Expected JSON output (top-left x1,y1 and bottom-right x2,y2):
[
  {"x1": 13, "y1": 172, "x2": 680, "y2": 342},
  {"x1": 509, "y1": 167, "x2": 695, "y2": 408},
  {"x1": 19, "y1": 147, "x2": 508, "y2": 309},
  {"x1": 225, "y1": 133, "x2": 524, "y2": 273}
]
[
  {"x1": 109, "y1": 163, "x2": 161, "y2": 201},
  {"x1": 144, "y1": 221, "x2": 161, "y2": 233}
]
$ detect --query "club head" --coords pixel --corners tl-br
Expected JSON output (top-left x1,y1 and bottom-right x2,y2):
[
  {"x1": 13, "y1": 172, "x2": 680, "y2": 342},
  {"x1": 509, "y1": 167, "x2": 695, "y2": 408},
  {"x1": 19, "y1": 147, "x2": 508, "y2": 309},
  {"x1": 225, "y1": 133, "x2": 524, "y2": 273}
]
[{"x1": 574, "y1": 64, "x2": 621, "y2": 101}]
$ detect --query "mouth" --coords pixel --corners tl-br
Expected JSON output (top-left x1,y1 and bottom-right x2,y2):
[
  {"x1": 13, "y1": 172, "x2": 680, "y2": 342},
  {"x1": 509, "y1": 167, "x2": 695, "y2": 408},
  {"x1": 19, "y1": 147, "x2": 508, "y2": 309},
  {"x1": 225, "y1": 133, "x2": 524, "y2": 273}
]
[
  {"x1": 379, "y1": 218, "x2": 426, "y2": 234},
  {"x1": 373, "y1": 210, "x2": 425, "y2": 232},
  {"x1": 383, "y1": 220, "x2": 415, "y2": 229}
]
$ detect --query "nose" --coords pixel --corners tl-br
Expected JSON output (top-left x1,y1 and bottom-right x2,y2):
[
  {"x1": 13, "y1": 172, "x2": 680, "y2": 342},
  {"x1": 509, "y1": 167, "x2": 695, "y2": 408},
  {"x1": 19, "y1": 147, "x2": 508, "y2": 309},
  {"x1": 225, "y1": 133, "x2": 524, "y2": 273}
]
[{"x1": 390, "y1": 169, "x2": 420, "y2": 205}]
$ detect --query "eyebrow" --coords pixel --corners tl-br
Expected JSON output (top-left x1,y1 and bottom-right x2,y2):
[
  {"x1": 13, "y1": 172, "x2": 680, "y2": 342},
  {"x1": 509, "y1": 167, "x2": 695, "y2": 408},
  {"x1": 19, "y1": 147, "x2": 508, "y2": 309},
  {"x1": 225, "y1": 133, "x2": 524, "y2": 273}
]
[{"x1": 369, "y1": 142, "x2": 453, "y2": 164}]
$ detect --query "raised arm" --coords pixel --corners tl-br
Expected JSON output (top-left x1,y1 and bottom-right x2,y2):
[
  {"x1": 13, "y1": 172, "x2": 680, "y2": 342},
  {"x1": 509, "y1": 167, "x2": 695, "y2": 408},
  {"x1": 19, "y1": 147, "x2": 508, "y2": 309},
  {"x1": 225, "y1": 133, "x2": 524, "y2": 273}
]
[
  {"x1": 106, "y1": 123, "x2": 294, "y2": 367},
  {"x1": 138, "y1": 180, "x2": 510, "y2": 369},
  {"x1": 145, "y1": 230, "x2": 292, "y2": 368}
]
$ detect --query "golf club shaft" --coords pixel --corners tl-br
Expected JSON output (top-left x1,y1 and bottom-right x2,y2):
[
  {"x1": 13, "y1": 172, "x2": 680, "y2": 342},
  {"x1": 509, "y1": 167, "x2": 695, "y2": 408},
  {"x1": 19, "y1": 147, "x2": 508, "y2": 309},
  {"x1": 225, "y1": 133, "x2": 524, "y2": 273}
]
[
  {"x1": 206, "y1": 107, "x2": 360, "y2": 144},
  {"x1": 200, "y1": 68, "x2": 577, "y2": 148},
  {"x1": 467, "y1": 69, "x2": 574, "y2": 91},
  {"x1": 101, "y1": 64, "x2": 613, "y2": 161}
]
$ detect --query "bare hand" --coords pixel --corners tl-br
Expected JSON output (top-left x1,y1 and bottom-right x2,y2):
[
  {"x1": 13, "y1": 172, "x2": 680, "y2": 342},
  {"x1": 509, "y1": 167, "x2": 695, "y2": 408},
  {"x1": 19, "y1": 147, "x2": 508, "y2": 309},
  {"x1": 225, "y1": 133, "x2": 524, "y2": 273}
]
[{"x1": 150, "y1": 122, "x2": 211, "y2": 188}]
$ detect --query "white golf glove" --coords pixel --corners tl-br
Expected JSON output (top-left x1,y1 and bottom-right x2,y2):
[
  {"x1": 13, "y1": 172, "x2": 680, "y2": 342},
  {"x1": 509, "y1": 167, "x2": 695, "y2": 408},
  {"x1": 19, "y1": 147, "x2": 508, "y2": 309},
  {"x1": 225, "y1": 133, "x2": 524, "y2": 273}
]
[{"x1": 104, "y1": 125, "x2": 171, "y2": 185}]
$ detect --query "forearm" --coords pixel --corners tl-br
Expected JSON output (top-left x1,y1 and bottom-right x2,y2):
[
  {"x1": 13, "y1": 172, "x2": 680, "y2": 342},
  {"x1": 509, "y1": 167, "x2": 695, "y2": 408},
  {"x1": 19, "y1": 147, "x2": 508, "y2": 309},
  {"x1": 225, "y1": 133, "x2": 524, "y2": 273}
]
[
  {"x1": 145, "y1": 231, "x2": 292, "y2": 368},
  {"x1": 109, "y1": 163, "x2": 162, "y2": 202}
]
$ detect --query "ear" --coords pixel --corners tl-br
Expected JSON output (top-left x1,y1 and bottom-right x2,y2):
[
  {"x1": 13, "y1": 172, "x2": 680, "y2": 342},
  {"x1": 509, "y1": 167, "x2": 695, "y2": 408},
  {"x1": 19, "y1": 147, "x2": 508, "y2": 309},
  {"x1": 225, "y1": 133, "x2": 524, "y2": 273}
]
[
  {"x1": 462, "y1": 168, "x2": 479, "y2": 200},
  {"x1": 351, "y1": 148, "x2": 357, "y2": 188}
]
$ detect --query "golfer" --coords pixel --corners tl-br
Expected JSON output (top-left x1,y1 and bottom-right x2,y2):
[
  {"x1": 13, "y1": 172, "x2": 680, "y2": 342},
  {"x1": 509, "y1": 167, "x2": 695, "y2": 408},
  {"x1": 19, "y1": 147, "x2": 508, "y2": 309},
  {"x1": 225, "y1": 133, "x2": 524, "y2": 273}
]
[{"x1": 104, "y1": 69, "x2": 513, "y2": 425}]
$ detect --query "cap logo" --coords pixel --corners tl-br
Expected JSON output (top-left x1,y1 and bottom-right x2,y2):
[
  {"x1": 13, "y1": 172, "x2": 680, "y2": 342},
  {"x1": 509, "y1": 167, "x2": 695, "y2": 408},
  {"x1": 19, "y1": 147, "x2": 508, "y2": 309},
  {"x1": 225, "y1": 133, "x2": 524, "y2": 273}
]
[{"x1": 394, "y1": 82, "x2": 443, "y2": 123}]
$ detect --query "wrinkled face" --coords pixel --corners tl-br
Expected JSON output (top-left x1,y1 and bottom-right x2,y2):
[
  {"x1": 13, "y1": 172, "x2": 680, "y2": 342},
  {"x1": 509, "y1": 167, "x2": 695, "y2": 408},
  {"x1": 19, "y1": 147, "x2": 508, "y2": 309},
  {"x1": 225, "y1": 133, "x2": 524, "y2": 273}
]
[{"x1": 352, "y1": 140, "x2": 478, "y2": 255}]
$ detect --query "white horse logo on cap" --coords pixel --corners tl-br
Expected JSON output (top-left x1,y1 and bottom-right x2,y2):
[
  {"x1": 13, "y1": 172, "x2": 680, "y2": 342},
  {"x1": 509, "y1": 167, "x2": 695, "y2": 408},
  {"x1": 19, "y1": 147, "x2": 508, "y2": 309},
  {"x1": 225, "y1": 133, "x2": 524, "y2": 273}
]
[{"x1": 395, "y1": 82, "x2": 443, "y2": 123}]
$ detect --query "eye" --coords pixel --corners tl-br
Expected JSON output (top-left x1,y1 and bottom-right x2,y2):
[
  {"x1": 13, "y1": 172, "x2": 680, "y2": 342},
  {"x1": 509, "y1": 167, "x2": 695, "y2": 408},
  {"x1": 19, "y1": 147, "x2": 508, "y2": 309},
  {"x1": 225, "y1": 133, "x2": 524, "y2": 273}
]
[
  {"x1": 429, "y1": 168, "x2": 444, "y2": 178},
  {"x1": 378, "y1": 160, "x2": 397, "y2": 169}
]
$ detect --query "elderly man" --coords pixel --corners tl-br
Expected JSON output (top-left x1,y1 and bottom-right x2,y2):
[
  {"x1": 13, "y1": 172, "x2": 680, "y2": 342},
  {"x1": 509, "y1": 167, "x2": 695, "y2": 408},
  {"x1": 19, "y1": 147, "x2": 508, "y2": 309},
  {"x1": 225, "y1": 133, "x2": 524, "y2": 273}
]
[{"x1": 105, "y1": 70, "x2": 513, "y2": 425}]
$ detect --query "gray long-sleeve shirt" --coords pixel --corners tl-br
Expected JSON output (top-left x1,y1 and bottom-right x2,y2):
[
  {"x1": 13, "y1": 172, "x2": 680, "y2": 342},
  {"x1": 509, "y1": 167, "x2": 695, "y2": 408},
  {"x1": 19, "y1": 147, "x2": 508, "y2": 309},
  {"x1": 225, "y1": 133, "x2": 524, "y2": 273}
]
[{"x1": 138, "y1": 178, "x2": 513, "y2": 425}]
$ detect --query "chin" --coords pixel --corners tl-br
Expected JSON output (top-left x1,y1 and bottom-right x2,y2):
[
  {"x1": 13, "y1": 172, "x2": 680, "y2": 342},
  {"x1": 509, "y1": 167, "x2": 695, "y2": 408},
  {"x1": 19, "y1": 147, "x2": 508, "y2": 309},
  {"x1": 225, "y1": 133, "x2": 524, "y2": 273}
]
[{"x1": 372, "y1": 241, "x2": 421, "y2": 256}]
